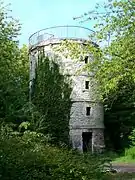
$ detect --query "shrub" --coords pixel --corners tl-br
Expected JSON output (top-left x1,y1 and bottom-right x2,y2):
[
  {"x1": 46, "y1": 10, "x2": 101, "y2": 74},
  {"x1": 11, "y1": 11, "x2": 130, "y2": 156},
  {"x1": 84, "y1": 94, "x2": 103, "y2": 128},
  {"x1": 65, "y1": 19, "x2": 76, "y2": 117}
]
[{"x1": 0, "y1": 135, "x2": 105, "y2": 180}]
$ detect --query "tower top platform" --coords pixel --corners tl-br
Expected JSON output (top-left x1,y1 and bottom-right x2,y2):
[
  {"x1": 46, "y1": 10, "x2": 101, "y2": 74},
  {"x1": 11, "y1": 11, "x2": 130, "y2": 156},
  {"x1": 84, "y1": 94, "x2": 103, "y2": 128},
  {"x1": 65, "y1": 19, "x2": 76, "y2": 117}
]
[{"x1": 29, "y1": 25, "x2": 94, "y2": 50}]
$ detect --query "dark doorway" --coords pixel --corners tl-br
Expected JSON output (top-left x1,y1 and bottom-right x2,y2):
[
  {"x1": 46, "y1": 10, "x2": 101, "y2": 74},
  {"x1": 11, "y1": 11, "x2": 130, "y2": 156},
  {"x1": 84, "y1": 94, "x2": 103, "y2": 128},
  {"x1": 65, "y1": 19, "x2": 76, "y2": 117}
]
[{"x1": 82, "y1": 132, "x2": 92, "y2": 152}]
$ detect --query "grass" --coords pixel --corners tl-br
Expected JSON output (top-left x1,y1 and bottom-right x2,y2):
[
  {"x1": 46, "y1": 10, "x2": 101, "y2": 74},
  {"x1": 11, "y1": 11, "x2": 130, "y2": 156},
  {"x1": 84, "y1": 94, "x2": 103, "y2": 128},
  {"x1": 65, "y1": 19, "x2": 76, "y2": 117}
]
[
  {"x1": 112, "y1": 146, "x2": 135, "y2": 164},
  {"x1": 106, "y1": 146, "x2": 135, "y2": 180},
  {"x1": 113, "y1": 156, "x2": 135, "y2": 164},
  {"x1": 100, "y1": 148, "x2": 135, "y2": 179}
]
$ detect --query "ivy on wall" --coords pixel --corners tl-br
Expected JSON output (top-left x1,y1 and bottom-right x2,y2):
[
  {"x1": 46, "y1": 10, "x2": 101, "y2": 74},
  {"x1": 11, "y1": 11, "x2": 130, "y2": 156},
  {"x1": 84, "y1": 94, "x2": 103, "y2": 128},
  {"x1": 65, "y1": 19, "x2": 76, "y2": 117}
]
[{"x1": 31, "y1": 54, "x2": 72, "y2": 145}]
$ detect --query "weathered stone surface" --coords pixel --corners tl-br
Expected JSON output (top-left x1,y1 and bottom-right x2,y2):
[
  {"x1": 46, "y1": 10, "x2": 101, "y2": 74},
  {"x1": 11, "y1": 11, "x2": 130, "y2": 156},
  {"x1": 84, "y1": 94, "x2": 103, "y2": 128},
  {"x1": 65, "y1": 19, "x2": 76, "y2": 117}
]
[
  {"x1": 69, "y1": 129, "x2": 83, "y2": 151},
  {"x1": 29, "y1": 38, "x2": 105, "y2": 153},
  {"x1": 70, "y1": 102, "x2": 104, "y2": 129},
  {"x1": 92, "y1": 129, "x2": 105, "y2": 153}
]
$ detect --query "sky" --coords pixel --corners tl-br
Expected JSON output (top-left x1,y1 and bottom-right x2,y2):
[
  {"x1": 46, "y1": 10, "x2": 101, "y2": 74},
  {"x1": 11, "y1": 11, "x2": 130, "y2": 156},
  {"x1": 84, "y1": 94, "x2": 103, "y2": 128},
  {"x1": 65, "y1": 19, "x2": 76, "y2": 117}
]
[{"x1": 5, "y1": 0, "x2": 105, "y2": 46}]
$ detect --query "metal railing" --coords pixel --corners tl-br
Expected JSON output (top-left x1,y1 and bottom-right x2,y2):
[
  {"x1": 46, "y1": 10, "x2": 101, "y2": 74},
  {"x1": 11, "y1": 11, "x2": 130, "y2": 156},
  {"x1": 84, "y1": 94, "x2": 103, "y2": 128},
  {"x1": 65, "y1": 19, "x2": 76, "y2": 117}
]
[{"x1": 29, "y1": 25, "x2": 94, "y2": 48}]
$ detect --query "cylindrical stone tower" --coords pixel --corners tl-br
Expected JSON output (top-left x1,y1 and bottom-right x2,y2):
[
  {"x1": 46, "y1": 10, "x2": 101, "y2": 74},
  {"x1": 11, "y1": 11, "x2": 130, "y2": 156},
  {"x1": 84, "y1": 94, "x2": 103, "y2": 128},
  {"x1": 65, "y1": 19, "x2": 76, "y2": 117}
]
[{"x1": 29, "y1": 26, "x2": 105, "y2": 153}]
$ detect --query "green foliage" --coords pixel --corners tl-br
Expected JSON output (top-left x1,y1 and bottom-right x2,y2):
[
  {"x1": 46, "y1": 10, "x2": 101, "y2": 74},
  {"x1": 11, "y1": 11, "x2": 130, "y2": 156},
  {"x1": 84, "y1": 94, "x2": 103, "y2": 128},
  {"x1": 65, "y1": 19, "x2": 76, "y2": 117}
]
[
  {"x1": 97, "y1": 1, "x2": 135, "y2": 151},
  {"x1": 0, "y1": 135, "x2": 105, "y2": 180},
  {"x1": 113, "y1": 146, "x2": 135, "y2": 163},
  {"x1": 93, "y1": 0, "x2": 135, "y2": 151},
  {"x1": 129, "y1": 129, "x2": 135, "y2": 146},
  {"x1": 31, "y1": 54, "x2": 72, "y2": 145},
  {"x1": 71, "y1": 0, "x2": 135, "y2": 103},
  {"x1": 125, "y1": 147, "x2": 135, "y2": 160},
  {"x1": 0, "y1": 2, "x2": 29, "y2": 123},
  {"x1": 0, "y1": 43, "x2": 29, "y2": 124},
  {"x1": 0, "y1": 2, "x2": 125, "y2": 179},
  {"x1": 0, "y1": 127, "x2": 132, "y2": 180},
  {"x1": 0, "y1": 0, "x2": 72, "y2": 146},
  {"x1": 66, "y1": 0, "x2": 135, "y2": 151},
  {"x1": 88, "y1": 0, "x2": 135, "y2": 99}
]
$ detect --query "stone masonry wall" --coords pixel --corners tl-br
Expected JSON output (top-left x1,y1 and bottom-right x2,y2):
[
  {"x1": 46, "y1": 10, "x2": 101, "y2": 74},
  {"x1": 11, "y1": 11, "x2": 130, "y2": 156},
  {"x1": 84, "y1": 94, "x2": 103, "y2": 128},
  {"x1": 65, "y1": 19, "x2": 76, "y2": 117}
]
[
  {"x1": 70, "y1": 102, "x2": 104, "y2": 129},
  {"x1": 29, "y1": 40, "x2": 105, "y2": 153},
  {"x1": 92, "y1": 129, "x2": 105, "y2": 153}
]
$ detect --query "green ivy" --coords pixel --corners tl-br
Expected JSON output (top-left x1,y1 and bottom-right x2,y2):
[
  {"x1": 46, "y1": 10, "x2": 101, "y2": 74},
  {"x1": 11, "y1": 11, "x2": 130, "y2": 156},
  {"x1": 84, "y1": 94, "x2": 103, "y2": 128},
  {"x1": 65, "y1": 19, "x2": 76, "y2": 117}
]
[{"x1": 31, "y1": 54, "x2": 72, "y2": 145}]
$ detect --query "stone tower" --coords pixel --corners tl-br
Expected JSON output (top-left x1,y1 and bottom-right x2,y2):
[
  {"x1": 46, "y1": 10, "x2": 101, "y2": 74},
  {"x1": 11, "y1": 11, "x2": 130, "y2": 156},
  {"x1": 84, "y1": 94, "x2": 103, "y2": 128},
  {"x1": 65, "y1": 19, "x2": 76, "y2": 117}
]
[{"x1": 29, "y1": 26, "x2": 105, "y2": 153}]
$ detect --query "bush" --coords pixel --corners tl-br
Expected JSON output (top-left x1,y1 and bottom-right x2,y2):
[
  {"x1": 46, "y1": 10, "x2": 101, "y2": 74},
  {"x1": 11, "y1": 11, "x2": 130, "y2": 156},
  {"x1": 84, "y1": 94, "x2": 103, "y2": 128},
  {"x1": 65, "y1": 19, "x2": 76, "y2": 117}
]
[{"x1": 0, "y1": 135, "x2": 105, "y2": 180}]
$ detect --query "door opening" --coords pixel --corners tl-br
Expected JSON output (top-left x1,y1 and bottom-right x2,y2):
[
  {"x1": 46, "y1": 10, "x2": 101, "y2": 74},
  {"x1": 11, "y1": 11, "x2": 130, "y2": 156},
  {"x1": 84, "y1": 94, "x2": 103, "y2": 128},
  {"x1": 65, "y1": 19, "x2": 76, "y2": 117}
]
[{"x1": 82, "y1": 132, "x2": 92, "y2": 152}]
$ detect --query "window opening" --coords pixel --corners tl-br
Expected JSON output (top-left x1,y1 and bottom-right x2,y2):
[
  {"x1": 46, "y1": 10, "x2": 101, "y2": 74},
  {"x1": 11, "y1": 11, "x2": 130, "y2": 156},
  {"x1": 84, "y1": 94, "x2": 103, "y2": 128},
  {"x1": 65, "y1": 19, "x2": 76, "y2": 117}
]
[
  {"x1": 85, "y1": 81, "x2": 89, "y2": 89},
  {"x1": 86, "y1": 107, "x2": 91, "y2": 116},
  {"x1": 84, "y1": 56, "x2": 89, "y2": 64}
]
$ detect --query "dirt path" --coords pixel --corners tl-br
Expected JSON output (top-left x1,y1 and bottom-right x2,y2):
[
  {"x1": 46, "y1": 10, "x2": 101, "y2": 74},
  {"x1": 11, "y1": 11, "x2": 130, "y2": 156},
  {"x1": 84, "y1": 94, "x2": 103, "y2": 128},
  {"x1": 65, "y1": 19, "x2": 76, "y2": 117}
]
[{"x1": 112, "y1": 163, "x2": 135, "y2": 173}]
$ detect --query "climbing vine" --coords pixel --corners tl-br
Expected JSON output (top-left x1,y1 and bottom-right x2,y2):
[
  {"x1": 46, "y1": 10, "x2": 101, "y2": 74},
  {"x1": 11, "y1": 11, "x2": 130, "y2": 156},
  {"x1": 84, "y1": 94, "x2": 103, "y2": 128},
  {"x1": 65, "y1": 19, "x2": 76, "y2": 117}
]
[{"x1": 32, "y1": 54, "x2": 72, "y2": 145}]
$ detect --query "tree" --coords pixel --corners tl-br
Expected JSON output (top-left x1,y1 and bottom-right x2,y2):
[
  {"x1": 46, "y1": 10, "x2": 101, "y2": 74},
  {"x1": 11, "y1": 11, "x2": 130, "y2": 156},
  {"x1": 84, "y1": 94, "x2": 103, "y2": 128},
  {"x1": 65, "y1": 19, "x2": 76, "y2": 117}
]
[
  {"x1": 80, "y1": 0, "x2": 135, "y2": 150},
  {"x1": 75, "y1": 0, "x2": 135, "y2": 99},
  {"x1": 0, "y1": 1, "x2": 29, "y2": 124}
]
